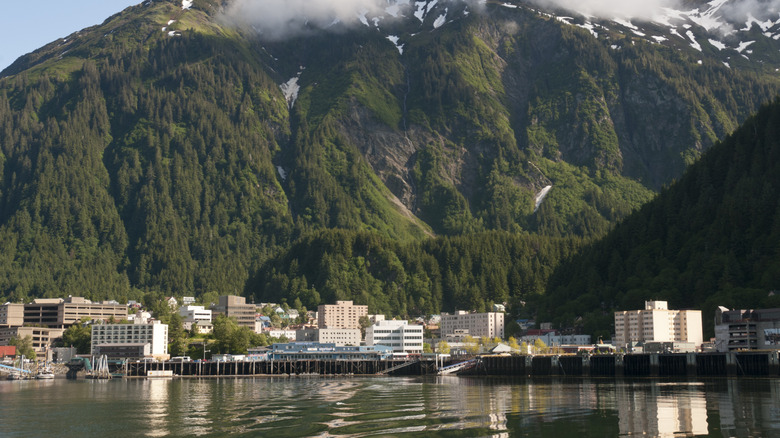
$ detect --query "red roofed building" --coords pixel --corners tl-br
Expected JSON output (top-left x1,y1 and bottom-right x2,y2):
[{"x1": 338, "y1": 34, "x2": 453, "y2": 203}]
[{"x1": 0, "y1": 345, "x2": 16, "y2": 358}]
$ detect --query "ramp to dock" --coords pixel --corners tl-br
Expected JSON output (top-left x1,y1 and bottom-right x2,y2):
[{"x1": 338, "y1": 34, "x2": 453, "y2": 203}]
[
  {"x1": 438, "y1": 358, "x2": 478, "y2": 375},
  {"x1": 378, "y1": 359, "x2": 420, "y2": 375},
  {"x1": 0, "y1": 363, "x2": 31, "y2": 374}
]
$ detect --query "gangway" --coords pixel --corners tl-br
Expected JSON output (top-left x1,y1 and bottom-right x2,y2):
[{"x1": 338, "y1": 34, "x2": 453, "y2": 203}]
[
  {"x1": 378, "y1": 359, "x2": 420, "y2": 375},
  {"x1": 0, "y1": 363, "x2": 32, "y2": 375},
  {"x1": 438, "y1": 358, "x2": 478, "y2": 375}
]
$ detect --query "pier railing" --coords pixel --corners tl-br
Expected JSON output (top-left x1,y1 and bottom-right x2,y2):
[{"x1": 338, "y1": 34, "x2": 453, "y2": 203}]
[{"x1": 104, "y1": 351, "x2": 780, "y2": 379}]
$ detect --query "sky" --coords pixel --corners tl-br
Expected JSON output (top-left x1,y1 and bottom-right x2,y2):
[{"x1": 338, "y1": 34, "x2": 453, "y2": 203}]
[{"x1": 0, "y1": 0, "x2": 140, "y2": 72}]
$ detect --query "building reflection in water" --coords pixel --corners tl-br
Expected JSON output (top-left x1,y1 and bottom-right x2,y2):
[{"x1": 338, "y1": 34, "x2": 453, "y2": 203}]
[
  {"x1": 716, "y1": 379, "x2": 780, "y2": 436},
  {"x1": 142, "y1": 378, "x2": 171, "y2": 437},
  {"x1": 617, "y1": 382, "x2": 708, "y2": 437}
]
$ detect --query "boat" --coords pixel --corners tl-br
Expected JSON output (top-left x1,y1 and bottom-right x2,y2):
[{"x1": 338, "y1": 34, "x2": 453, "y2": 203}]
[
  {"x1": 5, "y1": 355, "x2": 32, "y2": 380},
  {"x1": 36, "y1": 367, "x2": 55, "y2": 380}
]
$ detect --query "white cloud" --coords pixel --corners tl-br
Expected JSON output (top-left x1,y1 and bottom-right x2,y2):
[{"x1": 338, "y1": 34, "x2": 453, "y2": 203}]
[
  {"x1": 526, "y1": 0, "x2": 681, "y2": 21},
  {"x1": 222, "y1": 0, "x2": 387, "y2": 39},
  {"x1": 221, "y1": 0, "x2": 486, "y2": 39},
  {"x1": 720, "y1": 0, "x2": 780, "y2": 23},
  {"x1": 225, "y1": 0, "x2": 400, "y2": 39}
]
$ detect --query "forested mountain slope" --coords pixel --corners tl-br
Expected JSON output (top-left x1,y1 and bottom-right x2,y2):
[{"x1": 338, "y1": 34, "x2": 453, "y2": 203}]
[
  {"x1": 0, "y1": 0, "x2": 779, "y2": 313},
  {"x1": 541, "y1": 98, "x2": 780, "y2": 337}
]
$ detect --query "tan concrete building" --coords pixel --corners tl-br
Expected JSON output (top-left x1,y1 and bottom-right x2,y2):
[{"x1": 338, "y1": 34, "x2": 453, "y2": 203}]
[
  {"x1": 0, "y1": 326, "x2": 65, "y2": 361},
  {"x1": 614, "y1": 301, "x2": 703, "y2": 349},
  {"x1": 440, "y1": 311, "x2": 505, "y2": 339},
  {"x1": 211, "y1": 295, "x2": 256, "y2": 329},
  {"x1": 317, "y1": 301, "x2": 368, "y2": 329},
  {"x1": 296, "y1": 328, "x2": 361, "y2": 346},
  {"x1": 0, "y1": 303, "x2": 25, "y2": 327},
  {"x1": 23, "y1": 296, "x2": 127, "y2": 328}
]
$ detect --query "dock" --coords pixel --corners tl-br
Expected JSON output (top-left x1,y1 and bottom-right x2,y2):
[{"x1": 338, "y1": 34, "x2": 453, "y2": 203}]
[
  {"x1": 460, "y1": 351, "x2": 780, "y2": 377},
  {"x1": 122, "y1": 358, "x2": 439, "y2": 378},
  {"x1": 107, "y1": 351, "x2": 780, "y2": 379}
]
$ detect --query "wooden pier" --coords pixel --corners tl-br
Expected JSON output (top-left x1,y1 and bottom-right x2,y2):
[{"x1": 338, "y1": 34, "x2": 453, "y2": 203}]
[
  {"x1": 123, "y1": 358, "x2": 439, "y2": 378},
  {"x1": 462, "y1": 351, "x2": 780, "y2": 378},
  {"x1": 90, "y1": 351, "x2": 780, "y2": 379}
]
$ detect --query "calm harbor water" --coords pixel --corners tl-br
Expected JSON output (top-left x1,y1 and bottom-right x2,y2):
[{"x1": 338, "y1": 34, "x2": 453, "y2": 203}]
[{"x1": 1, "y1": 376, "x2": 779, "y2": 437}]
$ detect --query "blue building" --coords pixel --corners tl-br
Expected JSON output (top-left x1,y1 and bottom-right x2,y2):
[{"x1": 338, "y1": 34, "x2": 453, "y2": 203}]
[{"x1": 252, "y1": 343, "x2": 394, "y2": 361}]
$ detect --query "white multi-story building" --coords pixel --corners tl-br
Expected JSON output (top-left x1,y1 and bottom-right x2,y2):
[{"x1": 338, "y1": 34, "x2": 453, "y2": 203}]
[
  {"x1": 614, "y1": 301, "x2": 702, "y2": 349},
  {"x1": 520, "y1": 333, "x2": 592, "y2": 346},
  {"x1": 318, "y1": 300, "x2": 368, "y2": 329},
  {"x1": 296, "y1": 328, "x2": 361, "y2": 346},
  {"x1": 440, "y1": 311, "x2": 505, "y2": 340},
  {"x1": 366, "y1": 320, "x2": 424, "y2": 353},
  {"x1": 91, "y1": 321, "x2": 169, "y2": 359},
  {"x1": 268, "y1": 329, "x2": 298, "y2": 341},
  {"x1": 179, "y1": 305, "x2": 212, "y2": 323}
]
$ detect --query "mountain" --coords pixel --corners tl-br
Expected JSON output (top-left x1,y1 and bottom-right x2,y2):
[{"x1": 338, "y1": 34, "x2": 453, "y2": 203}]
[
  {"x1": 541, "y1": 98, "x2": 780, "y2": 338},
  {"x1": 0, "y1": 0, "x2": 779, "y2": 312}
]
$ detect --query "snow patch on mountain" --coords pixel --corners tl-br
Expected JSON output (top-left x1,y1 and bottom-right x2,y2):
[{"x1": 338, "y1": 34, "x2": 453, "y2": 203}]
[
  {"x1": 708, "y1": 38, "x2": 726, "y2": 50},
  {"x1": 534, "y1": 185, "x2": 553, "y2": 213},
  {"x1": 433, "y1": 9, "x2": 448, "y2": 28},
  {"x1": 736, "y1": 40, "x2": 755, "y2": 52},
  {"x1": 414, "y1": 1, "x2": 428, "y2": 21},
  {"x1": 387, "y1": 35, "x2": 404, "y2": 54},
  {"x1": 182, "y1": 0, "x2": 192, "y2": 10},
  {"x1": 281, "y1": 68, "x2": 304, "y2": 109},
  {"x1": 358, "y1": 9, "x2": 370, "y2": 26},
  {"x1": 686, "y1": 30, "x2": 702, "y2": 51},
  {"x1": 577, "y1": 22, "x2": 598, "y2": 38}
]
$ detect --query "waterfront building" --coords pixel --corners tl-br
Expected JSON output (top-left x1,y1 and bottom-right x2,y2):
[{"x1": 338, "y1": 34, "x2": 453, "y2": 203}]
[
  {"x1": 296, "y1": 328, "x2": 361, "y2": 346},
  {"x1": 179, "y1": 305, "x2": 212, "y2": 323},
  {"x1": 91, "y1": 321, "x2": 169, "y2": 360},
  {"x1": 268, "y1": 329, "x2": 297, "y2": 341},
  {"x1": 211, "y1": 295, "x2": 256, "y2": 329},
  {"x1": 714, "y1": 307, "x2": 780, "y2": 352},
  {"x1": 368, "y1": 314, "x2": 386, "y2": 324},
  {"x1": 0, "y1": 326, "x2": 65, "y2": 361},
  {"x1": 318, "y1": 300, "x2": 368, "y2": 329},
  {"x1": 440, "y1": 311, "x2": 505, "y2": 340},
  {"x1": 0, "y1": 345, "x2": 16, "y2": 359},
  {"x1": 366, "y1": 320, "x2": 424, "y2": 353},
  {"x1": 262, "y1": 342, "x2": 393, "y2": 361},
  {"x1": 183, "y1": 320, "x2": 213, "y2": 334},
  {"x1": 22, "y1": 296, "x2": 127, "y2": 329},
  {"x1": 165, "y1": 297, "x2": 178, "y2": 309},
  {"x1": 0, "y1": 303, "x2": 24, "y2": 327},
  {"x1": 614, "y1": 301, "x2": 703, "y2": 350},
  {"x1": 128, "y1": 310, "x2": 153, "y2": 324},
  {"x1": 520, "y1": 332, "x2": 592, "y2": 346}
]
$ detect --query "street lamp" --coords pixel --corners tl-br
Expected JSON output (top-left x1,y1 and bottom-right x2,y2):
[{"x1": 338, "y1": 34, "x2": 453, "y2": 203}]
[{"x1": 202, "y1": 342, "x2": 210, "y2": 361}]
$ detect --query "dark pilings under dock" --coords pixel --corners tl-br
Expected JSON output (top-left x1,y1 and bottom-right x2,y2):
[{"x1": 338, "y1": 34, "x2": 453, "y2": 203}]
[{"x1": 114, "y1": 351, "x2": 780, "y2": 379}]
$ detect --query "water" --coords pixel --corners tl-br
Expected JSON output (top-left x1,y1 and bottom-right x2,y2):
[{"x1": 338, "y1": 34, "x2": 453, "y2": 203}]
[{"x1": 1, "y1": 376, "x2": 779, "y2": 437}]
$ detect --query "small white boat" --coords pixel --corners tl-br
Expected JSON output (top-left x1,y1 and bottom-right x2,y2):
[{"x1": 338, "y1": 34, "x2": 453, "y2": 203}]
[{"x1": 36, "y1": 368, "x2": 55, "y2": 379}]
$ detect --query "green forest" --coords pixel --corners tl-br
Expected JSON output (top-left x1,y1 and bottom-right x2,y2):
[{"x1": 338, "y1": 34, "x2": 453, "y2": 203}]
[
  {"x1": 541, "y1": 99, "x2": 780, "y2": 337},
  {"x1": 1, "y1": 0, "x2": 780, "y2": 338}
]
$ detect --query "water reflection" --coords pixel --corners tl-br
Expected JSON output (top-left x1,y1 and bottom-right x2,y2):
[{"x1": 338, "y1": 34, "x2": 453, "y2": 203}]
[
  {"x1": 616, "y1": 382, "x2": 708, "y2": 437},
  {"x1": 143, "y1": 379, "x2": 170, "y2": 437},
  {"x1": 1, "y1": 377, "x2": 780, "y2": 437}
]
